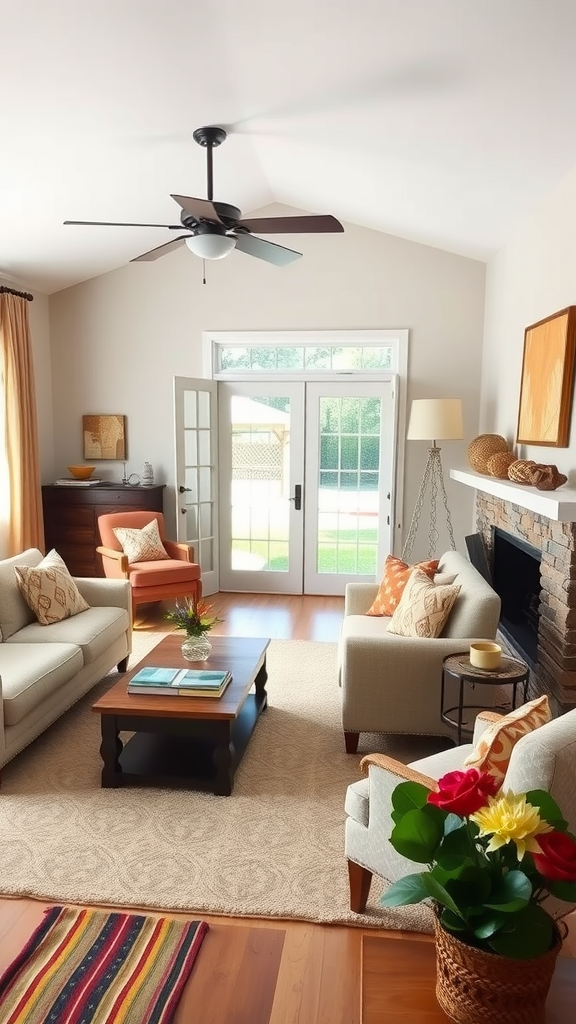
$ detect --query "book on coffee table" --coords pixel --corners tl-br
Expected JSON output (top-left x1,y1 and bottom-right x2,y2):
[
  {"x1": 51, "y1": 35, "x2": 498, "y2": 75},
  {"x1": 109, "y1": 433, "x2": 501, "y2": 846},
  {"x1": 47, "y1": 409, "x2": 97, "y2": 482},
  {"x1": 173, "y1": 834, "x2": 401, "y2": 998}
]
[{"x1": 128, "y1": 667, "x2": 232, "y2": 697}]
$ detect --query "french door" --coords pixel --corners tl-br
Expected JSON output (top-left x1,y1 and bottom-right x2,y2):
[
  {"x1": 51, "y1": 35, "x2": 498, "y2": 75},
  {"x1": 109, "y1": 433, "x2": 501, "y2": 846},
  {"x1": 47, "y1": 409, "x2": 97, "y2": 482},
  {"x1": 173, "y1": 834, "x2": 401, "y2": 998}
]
[{"x1": 217, "y1": 380, "x2": 395, "y2": 595}]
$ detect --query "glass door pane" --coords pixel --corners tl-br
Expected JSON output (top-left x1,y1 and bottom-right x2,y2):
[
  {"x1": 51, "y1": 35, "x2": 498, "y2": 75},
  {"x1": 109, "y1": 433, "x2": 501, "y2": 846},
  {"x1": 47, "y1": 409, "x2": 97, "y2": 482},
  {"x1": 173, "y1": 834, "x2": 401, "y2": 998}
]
[
  {"x1": 218, "y1": 382, "x2": 305, "y2": 593},
  {"x1": 174, "y1": 376, "x2": 218, "y2": 595},
  {"x1": 304, "y1": 381, "x2": 394, "y2": 595}
]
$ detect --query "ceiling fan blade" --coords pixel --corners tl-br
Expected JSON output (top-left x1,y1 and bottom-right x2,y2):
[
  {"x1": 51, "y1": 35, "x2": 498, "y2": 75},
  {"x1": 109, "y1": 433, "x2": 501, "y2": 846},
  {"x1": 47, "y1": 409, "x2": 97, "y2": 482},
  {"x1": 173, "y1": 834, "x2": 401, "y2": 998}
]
[
  {"x1": 235, "y1": 233, "x2": 301, "y2": 267},
  {"x1": 237, "y1": 214, "x2": 344, "y2": 234},
  {"x1": 170, "y1": 195, "x2": 223, "y2": 223},
  {"x1": 64, "y1": 220, "x2": 183, "y2": 229},
  {"x1": 130, "y1": 236, "x2": 189, "y2": 262}
]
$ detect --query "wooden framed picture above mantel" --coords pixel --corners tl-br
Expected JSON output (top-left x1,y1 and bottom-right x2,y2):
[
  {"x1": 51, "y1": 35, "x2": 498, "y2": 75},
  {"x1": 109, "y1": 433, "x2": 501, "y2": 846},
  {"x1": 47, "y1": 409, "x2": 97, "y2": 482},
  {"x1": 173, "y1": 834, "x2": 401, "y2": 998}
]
[{"x1": 516, "y1": 306, "x2": 576, "y2": 447}]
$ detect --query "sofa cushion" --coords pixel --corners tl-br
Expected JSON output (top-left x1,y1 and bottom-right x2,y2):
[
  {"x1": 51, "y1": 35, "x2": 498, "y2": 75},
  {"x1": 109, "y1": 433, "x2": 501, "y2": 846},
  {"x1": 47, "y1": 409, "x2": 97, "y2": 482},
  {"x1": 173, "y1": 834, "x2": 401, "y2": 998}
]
[
  {"x1": 6, "y1": 606, "x2": 130, "y2": 666},
  {"x1": 0, "y1": 643, "x2": 83, "y2": 726},
  {"x1": 14, "y1": 549, "x2": 90, "y2": 625},
  {"x1": 366, "y1": 555, "x2": 439, "y2": 617},
  {"x1": 387, "y1": 570, "x2": 461, "y2": 638},
  {"x1": 463, "y1": 695, "x2": 551, "y2": 782},
  {"x1": 0, "y1": 548, "x2": 42, "y2": 641},
  {"x1": 113, "y1": 518, "x2": 168, "y2": 562}
]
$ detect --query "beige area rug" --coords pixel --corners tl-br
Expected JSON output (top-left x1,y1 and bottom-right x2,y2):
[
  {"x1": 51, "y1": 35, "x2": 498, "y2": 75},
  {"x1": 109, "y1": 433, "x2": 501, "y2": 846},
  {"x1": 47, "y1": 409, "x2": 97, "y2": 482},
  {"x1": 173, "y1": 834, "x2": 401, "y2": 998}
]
[{"x1": 0, "y1": 635, "x2": 440, "y2": 932}]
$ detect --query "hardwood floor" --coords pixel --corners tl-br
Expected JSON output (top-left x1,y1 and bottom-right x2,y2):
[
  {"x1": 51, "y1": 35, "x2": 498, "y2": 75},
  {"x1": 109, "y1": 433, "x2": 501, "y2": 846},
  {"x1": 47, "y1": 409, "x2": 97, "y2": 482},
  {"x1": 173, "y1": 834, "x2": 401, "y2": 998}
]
[{"x1": 1, "y1": 593, "x2": 575, "y2": 1023}]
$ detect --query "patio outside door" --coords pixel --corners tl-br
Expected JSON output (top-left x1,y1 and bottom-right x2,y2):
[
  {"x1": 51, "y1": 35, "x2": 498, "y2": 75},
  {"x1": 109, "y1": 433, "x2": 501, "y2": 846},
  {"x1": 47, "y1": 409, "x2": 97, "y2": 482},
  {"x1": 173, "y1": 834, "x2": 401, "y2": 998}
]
[{"x1": 218, "y1": 380, "x2": 394, "y2": 595}]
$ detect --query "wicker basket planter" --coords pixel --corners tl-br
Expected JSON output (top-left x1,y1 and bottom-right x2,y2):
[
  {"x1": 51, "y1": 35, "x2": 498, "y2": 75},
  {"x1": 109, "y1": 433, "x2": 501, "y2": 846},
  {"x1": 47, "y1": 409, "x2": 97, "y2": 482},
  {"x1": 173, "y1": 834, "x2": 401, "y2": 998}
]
[{"x1": 434, "y1": 918, "x2": 562, "y2": 1024}]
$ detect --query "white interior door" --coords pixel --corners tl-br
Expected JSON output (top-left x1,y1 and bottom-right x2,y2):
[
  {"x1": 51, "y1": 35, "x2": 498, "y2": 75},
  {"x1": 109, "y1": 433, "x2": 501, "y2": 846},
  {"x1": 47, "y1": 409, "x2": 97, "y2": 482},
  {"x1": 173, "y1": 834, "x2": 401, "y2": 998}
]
[
  {"x1": 174, "y1": 376, "x2": 219, "y2": 595},
  {"x1": 217, "y1": 379, "x2": 395, "y2": 595}
]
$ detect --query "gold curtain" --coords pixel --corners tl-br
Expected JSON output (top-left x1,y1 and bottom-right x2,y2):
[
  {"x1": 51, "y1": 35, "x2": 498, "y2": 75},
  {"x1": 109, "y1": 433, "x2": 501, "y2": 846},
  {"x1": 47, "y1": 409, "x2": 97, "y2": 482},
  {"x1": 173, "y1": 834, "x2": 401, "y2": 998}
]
[{"x1": 0, "y1": 291, "x2": 44, "y2": 554}]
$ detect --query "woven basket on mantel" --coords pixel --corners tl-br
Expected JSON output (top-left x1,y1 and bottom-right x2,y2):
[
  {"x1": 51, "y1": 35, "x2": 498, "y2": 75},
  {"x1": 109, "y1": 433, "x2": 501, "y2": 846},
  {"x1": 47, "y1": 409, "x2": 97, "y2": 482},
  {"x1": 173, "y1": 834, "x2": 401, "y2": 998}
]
[{"x1": 467, "y1": 434, "x2": 510, "y2": 474}]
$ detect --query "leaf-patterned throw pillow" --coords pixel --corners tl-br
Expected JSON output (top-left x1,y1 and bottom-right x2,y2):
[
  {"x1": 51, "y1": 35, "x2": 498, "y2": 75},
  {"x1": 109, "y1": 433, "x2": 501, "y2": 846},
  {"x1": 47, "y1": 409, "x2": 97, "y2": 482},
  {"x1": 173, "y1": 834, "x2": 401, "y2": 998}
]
[
  {"x1": 14, "y1": 549, "x2": 90, "y2": 625},
  {"x1": 113, "y1": 518, "x2": 168, "y2": 563},
  {"x1": 463, "y1": 695, "x2": 551, "y2": 782},
  {"x1": 366, "y1": 554, "x2": 440, "y2": 616},
  {"x1": 386, "y1": 569, "x2": 461, "y2": 638}
]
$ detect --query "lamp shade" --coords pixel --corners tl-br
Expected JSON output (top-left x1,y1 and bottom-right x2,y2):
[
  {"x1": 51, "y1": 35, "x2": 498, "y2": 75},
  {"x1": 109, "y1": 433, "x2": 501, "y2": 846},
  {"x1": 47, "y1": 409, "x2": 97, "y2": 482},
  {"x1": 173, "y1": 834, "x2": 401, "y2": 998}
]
[
  {"x1": 185, "y1": 233, "x2": 237, "y2": 260},
  {"x1": 407, "y1": 398, "x2": 463, "y2": 441}
]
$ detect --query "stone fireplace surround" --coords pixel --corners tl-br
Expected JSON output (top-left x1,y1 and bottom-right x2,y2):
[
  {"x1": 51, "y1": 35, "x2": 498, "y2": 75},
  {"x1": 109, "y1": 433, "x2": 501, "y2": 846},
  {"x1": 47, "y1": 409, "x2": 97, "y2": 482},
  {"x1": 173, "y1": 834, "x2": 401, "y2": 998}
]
[{"x1": 451, "y1": 469, "x2": 576, "y2": 717}]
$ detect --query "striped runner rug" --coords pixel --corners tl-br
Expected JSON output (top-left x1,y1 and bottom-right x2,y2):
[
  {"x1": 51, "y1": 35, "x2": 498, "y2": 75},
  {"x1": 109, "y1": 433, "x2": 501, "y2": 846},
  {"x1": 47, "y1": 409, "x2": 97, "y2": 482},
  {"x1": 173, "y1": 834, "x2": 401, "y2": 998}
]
[{"x1": 0, "y1": 906, "x2": 208, "y2": 1023}]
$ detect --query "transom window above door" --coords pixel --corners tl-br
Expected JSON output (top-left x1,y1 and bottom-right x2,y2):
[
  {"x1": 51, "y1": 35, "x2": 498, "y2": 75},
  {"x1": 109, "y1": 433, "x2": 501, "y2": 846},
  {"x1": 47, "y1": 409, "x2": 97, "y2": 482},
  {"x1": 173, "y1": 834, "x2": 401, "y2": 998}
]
[{"x1": 204, "y1": 329, "x2": 407, "y2": 379}]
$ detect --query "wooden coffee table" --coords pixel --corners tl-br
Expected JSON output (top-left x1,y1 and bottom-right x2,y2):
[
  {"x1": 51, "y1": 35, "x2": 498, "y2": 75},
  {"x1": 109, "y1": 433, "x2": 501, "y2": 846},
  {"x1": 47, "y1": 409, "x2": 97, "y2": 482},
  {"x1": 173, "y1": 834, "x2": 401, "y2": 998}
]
[{"x1": 92, "y1": 635, "x2": 269, "y2": 795}]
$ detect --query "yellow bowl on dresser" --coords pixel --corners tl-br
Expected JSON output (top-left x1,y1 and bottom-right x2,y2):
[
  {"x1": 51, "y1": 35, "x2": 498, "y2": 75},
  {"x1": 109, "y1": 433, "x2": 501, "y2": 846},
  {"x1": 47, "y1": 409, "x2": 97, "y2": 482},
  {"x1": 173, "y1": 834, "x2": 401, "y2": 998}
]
[{"x1": 67, "y1": 465, "x2": 96, "y2": 480}]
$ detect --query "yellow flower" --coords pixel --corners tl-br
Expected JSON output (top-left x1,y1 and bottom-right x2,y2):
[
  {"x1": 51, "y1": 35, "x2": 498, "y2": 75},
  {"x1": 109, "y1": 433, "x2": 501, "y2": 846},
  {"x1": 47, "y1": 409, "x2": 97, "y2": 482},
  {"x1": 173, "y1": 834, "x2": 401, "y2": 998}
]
[{"x1": 470, "y1": 791, "x2": 552, "y2": 860}]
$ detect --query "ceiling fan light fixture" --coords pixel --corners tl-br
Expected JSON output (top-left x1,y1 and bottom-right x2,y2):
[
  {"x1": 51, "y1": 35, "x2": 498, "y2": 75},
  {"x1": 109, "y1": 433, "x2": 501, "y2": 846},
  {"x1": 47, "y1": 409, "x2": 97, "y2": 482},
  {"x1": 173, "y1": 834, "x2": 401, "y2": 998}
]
[{"x1": 185, "y1": 233, "x2": 236, "y2": 260}]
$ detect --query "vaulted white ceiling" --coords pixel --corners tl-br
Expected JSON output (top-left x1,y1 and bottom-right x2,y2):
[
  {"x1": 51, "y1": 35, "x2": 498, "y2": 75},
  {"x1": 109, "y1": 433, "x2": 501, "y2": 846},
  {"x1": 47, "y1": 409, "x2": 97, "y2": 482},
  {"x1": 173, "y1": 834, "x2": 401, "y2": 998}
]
[{"x1": 2, "y1": 0, "x2": 576, "y2": 294}]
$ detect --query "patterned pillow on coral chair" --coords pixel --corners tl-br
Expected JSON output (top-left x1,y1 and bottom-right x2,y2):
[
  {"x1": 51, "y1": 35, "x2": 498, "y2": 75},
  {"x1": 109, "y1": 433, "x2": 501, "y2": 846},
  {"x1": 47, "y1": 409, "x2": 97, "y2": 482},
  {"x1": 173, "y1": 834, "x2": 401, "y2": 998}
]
[{"x1": 366, "y1": 554, "x2": 440, "y2": 616}]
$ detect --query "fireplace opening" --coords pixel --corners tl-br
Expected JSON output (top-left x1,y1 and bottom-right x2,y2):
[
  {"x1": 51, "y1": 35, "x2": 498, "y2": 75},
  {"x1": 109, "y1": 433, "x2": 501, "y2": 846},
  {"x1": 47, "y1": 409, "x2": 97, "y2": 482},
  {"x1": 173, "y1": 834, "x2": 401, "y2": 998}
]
[{"x1": 491, "y1": 527, "x2": 541, "y2": 666}]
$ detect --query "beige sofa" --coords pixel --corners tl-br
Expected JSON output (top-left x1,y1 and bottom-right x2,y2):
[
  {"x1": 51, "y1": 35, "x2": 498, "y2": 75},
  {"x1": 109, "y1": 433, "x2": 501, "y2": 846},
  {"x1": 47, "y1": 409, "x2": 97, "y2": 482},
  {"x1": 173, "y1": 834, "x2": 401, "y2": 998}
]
[
  {"x1": 0, "y1": 548, "x2": 132, "y2": 773},
  {"x1": 338, "y1": 550, "x2": 501, "y2": 752}
]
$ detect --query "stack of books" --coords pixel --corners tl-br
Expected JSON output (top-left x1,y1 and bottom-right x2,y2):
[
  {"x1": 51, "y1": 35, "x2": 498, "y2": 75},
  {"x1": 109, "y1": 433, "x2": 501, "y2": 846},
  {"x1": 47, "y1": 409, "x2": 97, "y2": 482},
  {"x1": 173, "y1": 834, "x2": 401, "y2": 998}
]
[
  {"x1": 127, "y1": 666, "x2": 232, "y2": 698},
  {"x1": 54, "y1": 478, "x2": 105, "y2": 487}
]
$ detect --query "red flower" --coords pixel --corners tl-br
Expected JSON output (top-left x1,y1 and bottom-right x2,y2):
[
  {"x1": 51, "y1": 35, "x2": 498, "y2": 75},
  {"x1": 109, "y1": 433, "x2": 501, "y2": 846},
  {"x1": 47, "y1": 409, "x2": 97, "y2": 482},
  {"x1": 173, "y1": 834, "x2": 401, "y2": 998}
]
[
  {"x1": 532, "y1": 830, "x2": 576, "y2": 882},
  {"x1": 427, "y1": 768, "x2": 500, "y2": 816}
]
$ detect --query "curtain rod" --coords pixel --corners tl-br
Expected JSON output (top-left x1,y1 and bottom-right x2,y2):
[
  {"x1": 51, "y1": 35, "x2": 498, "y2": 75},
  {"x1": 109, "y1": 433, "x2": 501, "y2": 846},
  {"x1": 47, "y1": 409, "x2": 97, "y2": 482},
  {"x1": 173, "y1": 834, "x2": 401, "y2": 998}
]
[{"x1": 0, "y1": 286, "x2": 33, "y2": 301}]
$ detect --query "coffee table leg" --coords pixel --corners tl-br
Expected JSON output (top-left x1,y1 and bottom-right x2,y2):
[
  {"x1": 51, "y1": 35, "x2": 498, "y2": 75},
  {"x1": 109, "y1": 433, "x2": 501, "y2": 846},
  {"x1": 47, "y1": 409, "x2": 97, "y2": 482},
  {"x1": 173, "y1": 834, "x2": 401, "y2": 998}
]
[
  {"x1": 254, "y1": 657, "x2": 268, "y2": 712},
  {"x1": 212, "y1": 723, "x2": 235, "y2": 796},
  {"x1": 100, "y1": 715, "x2": 123, "y2": 788}
]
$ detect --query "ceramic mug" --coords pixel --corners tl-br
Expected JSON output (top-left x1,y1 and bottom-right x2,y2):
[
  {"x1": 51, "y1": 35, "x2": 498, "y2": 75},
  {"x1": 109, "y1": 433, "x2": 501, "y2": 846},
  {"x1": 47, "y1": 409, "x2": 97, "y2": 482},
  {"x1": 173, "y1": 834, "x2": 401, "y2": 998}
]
[{"x1": 470, "y1": 641, "x2": 502, "y2": 670}]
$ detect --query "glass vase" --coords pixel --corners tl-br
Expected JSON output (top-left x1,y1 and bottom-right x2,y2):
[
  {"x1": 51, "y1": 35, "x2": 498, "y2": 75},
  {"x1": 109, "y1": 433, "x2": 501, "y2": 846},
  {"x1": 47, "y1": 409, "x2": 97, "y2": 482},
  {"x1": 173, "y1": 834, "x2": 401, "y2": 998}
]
[{"x1": 181, "y1": 634, "x2": 212, "y2": 662}]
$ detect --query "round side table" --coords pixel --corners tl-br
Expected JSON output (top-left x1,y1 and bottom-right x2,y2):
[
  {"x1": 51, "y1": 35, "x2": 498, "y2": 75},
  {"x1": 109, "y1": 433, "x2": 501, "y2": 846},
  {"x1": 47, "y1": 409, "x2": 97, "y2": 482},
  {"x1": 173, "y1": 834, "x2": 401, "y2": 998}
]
[{"x1": 441, "y1": 652, "x2": 530, "y2": 744}]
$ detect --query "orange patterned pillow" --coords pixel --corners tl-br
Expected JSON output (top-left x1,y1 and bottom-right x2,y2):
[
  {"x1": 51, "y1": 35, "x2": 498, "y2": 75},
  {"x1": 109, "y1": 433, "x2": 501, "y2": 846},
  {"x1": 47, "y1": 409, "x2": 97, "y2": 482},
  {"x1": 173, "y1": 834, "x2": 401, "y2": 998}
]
[
  {"x1": 463, "y1": 695, "x2": 551, "y2": 782},
  {"x1": 366, "y1": 554, "x2": 440, "y2": 616}
]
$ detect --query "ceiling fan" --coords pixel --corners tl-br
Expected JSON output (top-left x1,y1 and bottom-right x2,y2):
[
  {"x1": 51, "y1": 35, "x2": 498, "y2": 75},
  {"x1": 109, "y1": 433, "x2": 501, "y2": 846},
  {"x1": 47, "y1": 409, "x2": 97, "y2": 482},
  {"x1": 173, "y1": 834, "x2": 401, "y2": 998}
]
[{"x1": 64, "y1": 126, "x2": 344, "y2": 267}]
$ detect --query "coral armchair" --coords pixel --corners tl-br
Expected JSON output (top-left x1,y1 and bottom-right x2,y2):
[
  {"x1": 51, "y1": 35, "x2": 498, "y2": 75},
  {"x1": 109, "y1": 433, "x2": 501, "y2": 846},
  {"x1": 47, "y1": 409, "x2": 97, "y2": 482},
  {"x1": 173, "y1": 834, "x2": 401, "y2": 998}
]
[{"x1": 96, "y1": 510, "x2": 201, "y2": 618}]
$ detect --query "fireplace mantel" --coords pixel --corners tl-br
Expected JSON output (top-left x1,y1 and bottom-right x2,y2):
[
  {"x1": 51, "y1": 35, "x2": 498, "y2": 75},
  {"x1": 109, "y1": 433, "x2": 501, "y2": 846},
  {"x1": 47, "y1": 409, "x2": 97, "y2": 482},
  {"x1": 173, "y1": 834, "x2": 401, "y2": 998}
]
[{"x1": 450, "y1": 468, "x2": 576, "y2": 522}]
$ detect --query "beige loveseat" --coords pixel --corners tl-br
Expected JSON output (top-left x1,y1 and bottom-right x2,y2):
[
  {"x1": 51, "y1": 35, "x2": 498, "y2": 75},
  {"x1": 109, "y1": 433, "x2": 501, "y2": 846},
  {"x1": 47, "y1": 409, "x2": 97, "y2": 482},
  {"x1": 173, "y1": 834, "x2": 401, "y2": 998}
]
[
  {"x1": 0, "y1": 548, "x2": 132, "y2": 774},
  {"x1": 338, "y1": 550, "x2": 501, "y2": 752}
]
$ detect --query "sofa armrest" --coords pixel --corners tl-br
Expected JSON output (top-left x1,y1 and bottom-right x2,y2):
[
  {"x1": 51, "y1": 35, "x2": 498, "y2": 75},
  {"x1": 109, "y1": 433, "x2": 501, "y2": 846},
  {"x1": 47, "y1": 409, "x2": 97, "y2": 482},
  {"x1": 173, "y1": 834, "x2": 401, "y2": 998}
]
[
  {"x1": 74, "y1": 576, "x2": 132, "y2": 615},
  {"x1": 360, "y1": 752, "x2": 438, "y2": 790},
  {"x1": 163, "y1": 540, "x2": 196, "y2": 562},
  {"x1": 345, "y1": 583, "x2": 379, "y2": 616}
]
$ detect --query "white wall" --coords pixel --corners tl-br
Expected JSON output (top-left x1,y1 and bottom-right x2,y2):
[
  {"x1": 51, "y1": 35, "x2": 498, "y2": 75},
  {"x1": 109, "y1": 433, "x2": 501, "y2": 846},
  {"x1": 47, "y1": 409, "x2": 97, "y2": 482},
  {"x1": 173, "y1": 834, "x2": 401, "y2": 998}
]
[
  {"x1": 481, "y1": 164, "x2": 576, "y2": 482},
  {"x1": 48, "y1": 208, "x2": 486, "y2": 559}
]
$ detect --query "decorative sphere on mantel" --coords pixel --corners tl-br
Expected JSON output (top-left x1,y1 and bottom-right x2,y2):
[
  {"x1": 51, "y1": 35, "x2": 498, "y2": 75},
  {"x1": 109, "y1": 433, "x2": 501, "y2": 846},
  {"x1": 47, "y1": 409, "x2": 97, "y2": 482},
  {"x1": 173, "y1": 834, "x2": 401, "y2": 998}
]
[{"x1": 467, "y1": 434, "x2": 510, "y2": 473}]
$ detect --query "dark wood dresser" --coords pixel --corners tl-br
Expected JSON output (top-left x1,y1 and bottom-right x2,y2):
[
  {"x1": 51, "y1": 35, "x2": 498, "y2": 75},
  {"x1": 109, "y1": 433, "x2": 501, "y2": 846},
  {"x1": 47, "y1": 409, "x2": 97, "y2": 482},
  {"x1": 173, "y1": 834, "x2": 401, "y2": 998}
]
[{"x1": 42, "y1": 484, "x2": 166, "y2": 576}]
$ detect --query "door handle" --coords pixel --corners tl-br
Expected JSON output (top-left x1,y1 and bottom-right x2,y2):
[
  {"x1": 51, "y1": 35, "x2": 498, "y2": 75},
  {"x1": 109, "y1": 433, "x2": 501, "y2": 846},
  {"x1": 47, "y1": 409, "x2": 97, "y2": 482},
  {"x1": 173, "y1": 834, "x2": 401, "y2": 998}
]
[
  {"x1": 179, "y1": 485, "x2": 192, "y2": 493},
  {"x1": 288, "y1": 484, "x2": 302, "y2": 511}
]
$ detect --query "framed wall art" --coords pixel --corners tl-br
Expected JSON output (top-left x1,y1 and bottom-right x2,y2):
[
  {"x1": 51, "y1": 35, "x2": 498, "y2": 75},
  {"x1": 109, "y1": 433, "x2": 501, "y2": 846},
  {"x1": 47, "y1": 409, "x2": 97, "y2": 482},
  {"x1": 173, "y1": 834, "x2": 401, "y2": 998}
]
[
  {"x1": 83, "y1": 414, "x2": 127, "y2": 460},
  {"x1": 516, "y1": 306, "x2": 576, "y2": 447}
]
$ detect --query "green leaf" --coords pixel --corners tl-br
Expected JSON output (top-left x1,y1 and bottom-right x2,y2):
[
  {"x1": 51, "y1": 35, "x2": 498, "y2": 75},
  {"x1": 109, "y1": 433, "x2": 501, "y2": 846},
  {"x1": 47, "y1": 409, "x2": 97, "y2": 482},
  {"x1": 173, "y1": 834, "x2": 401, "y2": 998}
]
[
  {"x1": 547, "y1": 879, "x2": 576, "y2": 902},
  {"x1": 484, "y1": 870, "x2": 532, "y2": 912},
  {"x1": 437, "y1": 825, "x2": 473, "y2": 859},
  {"x1": 420, "y1": 874, "x2": 461, "y2": 917},
  {"x1": 439, "y1": 908, "x2": 467, "y2": 932},
  {"x1": 443, "y1": 813, "x2": 463, "y2": 835},
  {"x1": 525, "y1": 790, "x2": 568, "y2": 830},
  {"x1": 391, "y1": 781, "x2": 431, "y2": 815},
  {"x1": 487, "y1": 903, "x2": 556, "y2": 959},
  {"x1": 470, "y1": 911, "x2": 507, "y2": 939},
  {"x1": 390, "y1": 808, "x2": 444, "y2": 863},
  {"x1": 380, "y1": 873, "x2": 431, "y2": 907}
]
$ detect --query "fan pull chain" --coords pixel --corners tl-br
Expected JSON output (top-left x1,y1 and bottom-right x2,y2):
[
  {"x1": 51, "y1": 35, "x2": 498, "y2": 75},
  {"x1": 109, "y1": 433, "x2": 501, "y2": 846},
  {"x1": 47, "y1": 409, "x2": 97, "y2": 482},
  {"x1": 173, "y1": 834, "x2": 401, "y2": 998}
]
[{"x1": 202, "y1": 258, "x2": 206, "y2": 285}]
